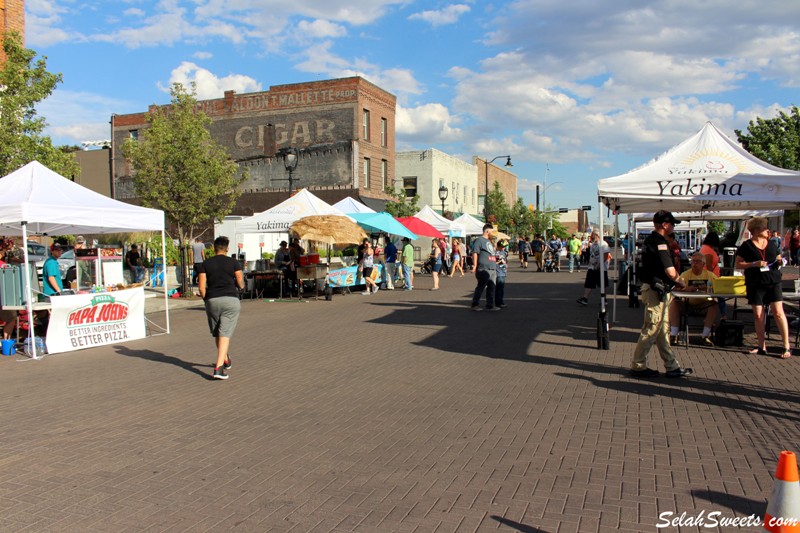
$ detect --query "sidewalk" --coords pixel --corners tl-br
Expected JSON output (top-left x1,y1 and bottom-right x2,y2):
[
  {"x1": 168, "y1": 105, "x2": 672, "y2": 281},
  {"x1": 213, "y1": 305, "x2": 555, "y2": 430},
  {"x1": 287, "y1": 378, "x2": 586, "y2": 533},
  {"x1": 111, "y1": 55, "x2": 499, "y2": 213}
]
[{"x1": 1, "y1": 265, "x2": 798, "y2": 532}]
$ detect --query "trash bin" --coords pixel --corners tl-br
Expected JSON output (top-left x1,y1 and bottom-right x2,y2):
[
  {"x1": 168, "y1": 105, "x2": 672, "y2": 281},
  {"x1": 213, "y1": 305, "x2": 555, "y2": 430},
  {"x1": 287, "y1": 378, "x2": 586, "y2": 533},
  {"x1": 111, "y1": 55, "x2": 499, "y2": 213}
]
[{"x1": 723, "y1": 247, "x2": 737, "y2": 269}]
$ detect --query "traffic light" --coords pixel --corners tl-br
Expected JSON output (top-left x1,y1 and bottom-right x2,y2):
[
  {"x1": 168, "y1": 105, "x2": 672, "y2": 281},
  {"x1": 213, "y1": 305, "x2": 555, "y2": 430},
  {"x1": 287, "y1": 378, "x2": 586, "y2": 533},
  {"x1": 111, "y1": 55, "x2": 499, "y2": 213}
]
[{"x1": 581, "y1": 205, "x2": 592, "y2": 211}]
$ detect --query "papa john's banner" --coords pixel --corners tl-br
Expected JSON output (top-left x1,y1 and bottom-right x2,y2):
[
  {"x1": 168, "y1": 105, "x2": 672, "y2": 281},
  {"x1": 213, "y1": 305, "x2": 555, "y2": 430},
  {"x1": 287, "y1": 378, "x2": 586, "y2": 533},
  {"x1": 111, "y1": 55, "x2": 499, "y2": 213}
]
[{"x1": 46, "y1": 287, "x2": 146, "y2": 354}]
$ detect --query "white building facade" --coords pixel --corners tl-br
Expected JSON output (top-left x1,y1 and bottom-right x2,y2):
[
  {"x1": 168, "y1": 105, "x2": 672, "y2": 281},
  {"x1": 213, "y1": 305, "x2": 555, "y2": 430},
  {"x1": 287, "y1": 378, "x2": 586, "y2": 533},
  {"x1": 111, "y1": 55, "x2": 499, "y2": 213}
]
[{"x1": 395, "y1": 148, "x2": 480, "y2": 216}]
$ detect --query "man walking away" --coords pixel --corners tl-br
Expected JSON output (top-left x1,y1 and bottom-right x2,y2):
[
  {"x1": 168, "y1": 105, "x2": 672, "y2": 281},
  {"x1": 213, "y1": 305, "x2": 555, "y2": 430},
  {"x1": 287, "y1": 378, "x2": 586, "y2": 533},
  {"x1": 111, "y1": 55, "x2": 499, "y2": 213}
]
[
  {"x1": 191, "y1": 237, "x2": 206, "y2": 286},
  {"x1": 470, "y1": 223, "x2": 498, "y2": 311},
  {"x1": 198, "y1": 236, "x2": 244, "y2": 380}
]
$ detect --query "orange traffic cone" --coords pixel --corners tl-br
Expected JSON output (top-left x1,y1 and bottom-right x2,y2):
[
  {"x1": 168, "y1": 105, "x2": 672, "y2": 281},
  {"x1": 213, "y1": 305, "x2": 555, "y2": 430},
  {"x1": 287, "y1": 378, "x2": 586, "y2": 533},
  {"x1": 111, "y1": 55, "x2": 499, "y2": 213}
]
[{"x1": 764, "y1": 451, "x2": 800, "y2": 532}]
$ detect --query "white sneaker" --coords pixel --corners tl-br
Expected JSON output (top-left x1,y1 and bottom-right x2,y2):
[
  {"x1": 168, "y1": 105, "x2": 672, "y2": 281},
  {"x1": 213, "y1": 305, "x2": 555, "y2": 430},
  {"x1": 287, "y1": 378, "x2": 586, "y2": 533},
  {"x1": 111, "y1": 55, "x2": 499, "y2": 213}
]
[
  {"x1": 372, "y1": 286, "x2": 379, "y2": 293},
  {"x1": 362, "y1": 290, "x2": 370, "y2": 295}
]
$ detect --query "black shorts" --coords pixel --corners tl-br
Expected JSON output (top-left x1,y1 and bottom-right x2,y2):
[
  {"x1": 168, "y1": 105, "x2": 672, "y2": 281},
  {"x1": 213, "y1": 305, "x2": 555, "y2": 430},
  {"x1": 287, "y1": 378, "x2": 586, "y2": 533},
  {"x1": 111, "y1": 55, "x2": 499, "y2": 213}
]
[
  {"x1": 583, "y1": 269, "x2": 609, "y2": 289},
  {"x1": 522, "y1": 253, "x2": 529, "y2": 261},
  {"x1": 746, "y1": 282, "x2": 782, "y2": 306},
  {"x1": 362, "y1": 266, "x2": 373, "y2": 279}
]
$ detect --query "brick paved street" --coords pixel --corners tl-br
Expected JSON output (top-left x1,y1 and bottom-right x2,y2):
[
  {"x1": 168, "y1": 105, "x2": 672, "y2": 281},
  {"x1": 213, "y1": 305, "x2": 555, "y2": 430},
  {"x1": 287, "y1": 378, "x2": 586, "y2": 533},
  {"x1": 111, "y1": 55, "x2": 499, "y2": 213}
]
[{"x1": 1, "y1": 264, "x2": 798, "y2": 532}]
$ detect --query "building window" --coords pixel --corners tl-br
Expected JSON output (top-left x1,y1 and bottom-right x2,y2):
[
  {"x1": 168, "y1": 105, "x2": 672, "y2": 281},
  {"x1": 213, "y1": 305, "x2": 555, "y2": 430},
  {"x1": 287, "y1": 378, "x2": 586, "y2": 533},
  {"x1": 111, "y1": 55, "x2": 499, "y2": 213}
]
[
  {"x1": 464, "y1": 186, "x2": 468, "y2": 206},
  {"x1": 363, "y1": 158, "x2": 371, "y2": 189},
  {"x1": 472, "y1": 188, "x2": 475, "y2": 205},
  {"x1": 381, "y1": 118, "x2": 387, "y2": 147},
  {"x1": 363, "y1": 109, "x2": 370, "y2": 141},
  {"x1": 129, "y1": 130, "x2": 139, "y2": 141},
  {"x1": 381, "y1": 160, "x2": 388, "y2": 191},
  {"x1": 403, "y1": 176, "x2": 417, "y2": 198}
]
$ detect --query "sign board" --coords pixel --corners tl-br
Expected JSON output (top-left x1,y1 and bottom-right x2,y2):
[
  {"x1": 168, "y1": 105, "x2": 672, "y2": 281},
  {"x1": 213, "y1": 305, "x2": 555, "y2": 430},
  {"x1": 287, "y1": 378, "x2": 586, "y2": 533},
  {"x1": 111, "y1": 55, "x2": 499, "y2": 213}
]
[{"x1": 46, "y1": 287, "x2": 146, "y2": 354}]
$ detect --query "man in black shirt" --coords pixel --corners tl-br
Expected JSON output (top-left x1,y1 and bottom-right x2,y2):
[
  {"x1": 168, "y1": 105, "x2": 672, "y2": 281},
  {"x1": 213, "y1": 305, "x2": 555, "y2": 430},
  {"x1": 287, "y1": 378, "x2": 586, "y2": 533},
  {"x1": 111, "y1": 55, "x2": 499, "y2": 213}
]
[
  {"x1": 198, "y1": 236, "x2": 244, "y2": 380},
  {"x1": 630, "y1": 210, "x2": 693, "y2": 378}
]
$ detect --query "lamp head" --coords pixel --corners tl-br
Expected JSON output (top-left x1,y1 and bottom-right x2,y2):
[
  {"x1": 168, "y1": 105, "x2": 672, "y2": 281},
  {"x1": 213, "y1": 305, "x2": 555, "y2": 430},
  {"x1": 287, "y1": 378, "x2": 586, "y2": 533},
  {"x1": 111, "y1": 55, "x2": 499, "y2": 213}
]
[
  {"x1": 438, "y1": 184, "x2": 449, "y2": 201},
  {"x1": 504, "y1": 156, "x2": 513, "y2": 168}
]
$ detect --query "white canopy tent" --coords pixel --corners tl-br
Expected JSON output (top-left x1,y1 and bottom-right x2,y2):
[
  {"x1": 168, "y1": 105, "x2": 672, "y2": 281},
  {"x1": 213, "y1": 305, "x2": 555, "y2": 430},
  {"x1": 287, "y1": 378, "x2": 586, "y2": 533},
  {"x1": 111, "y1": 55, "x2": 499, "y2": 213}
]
[
  {"x1": 598, "y1": 122, "x2": 800, "y2": 213},
  {"x1": 236, "y1": 189, "x2": 348, "y2": 234},
  {"x1": 332, "y1": 197, "x2": 375, "y2": 214},
  {"x1": 595, "y1": 122, "x2": 800, "y2": 349},
  {"x1": 453, "y1": 213, "x2": 486, "y2": 236},
  {"x1": 0, "y1": 161, "x2": 169, "y2": 358},
  {"x1": 414, "y1": 205, "x2": 466, "y2": 237}
]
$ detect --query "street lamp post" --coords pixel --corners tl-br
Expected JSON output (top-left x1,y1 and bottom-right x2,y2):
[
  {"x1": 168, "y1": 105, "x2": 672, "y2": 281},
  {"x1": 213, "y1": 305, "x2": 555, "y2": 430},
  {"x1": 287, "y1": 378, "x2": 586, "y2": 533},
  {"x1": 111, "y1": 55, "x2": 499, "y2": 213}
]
[
  {"x1": 483, "y1": 155, "x2": 513, "y2": 222},
  {"x1": 438, "y1": 184, "x2": 449, "y2": 216},
  {"x1": 272, "y1": 147, "x2": 300, "y2": 193}
]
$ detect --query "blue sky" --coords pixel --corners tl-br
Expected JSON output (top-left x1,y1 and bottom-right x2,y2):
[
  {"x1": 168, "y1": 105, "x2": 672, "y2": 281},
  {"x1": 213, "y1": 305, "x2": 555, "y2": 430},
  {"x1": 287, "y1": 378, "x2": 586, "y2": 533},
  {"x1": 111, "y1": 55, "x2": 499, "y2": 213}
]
[{"x1": 28, "y1": 0, "x2": 800, "y2": 219}]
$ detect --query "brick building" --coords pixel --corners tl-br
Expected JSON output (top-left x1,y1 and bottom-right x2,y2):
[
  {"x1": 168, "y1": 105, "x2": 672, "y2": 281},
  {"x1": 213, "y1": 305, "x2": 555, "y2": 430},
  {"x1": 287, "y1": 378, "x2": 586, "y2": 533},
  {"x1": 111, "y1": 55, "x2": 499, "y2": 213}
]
[
  {"x1": 111, "y1": 77, "x2": 396, "y2": 214},
  {"x1": 0, "y1": 0, "x2": 25, "y2": 64}
]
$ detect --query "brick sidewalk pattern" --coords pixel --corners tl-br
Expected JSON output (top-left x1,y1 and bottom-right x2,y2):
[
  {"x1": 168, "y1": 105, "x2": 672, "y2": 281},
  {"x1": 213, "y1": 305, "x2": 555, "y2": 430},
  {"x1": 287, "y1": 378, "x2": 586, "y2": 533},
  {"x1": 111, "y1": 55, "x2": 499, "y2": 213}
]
[{"x1": 1, "y1": 266, "x2": 798, "y2": 532}]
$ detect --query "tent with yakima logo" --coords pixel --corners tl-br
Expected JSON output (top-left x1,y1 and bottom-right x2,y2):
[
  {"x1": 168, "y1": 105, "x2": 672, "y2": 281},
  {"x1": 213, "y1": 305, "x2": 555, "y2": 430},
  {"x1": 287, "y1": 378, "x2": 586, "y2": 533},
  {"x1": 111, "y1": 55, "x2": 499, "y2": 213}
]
[
  {"x1": 594, "y1": 123, "x2": 800, "y2": 350},
  {"x1": 597, "y1": 122, "x2": 800, "y2": 213}
]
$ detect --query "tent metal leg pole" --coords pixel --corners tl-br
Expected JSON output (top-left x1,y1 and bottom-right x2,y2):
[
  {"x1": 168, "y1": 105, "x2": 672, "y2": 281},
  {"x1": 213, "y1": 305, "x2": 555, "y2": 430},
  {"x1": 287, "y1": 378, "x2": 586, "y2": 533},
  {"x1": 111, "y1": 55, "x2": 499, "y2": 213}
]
[
  {"x1": 162, "y1": 230, "x2": 170, "y2": 334},
  {"x1": 21, "y1": 223, "x2": 39, "y2": 359},
  {"x1": 597, "y1": 202, "x2": 610, "y2": 349}
]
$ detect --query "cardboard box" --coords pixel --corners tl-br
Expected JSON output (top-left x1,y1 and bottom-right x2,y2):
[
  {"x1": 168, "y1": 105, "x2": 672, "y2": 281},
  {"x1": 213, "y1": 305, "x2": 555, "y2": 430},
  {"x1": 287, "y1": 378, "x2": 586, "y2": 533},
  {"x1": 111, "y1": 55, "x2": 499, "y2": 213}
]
[{"x1": 712, "y1": 276, "x2": 746, "y2": 295}]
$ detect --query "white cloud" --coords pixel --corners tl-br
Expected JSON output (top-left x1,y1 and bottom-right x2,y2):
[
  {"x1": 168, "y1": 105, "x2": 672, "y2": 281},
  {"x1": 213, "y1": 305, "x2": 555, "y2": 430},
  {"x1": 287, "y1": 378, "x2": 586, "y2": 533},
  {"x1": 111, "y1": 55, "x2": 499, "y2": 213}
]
[
  {"x1": 295, "y1": 41, "x2": 423, "y2": 96},
  {"x1": 123, "y1": 8, "x2": 145, "y2": 17},
  {"x1": 294, "y1": 19, "x2": 347, "y2": 40},
  {"x1": 193, "y1": 51, "x2": 213, "y2": 60},
  {"x1": 160, "y1": 62, "x2": 262, "y2": 100},
  {"x1": 396, "y1": 103, "x2": 461, "y2": 143},
  {"x1": 26, "y1": 0, "x2": 74, "y2": 47},
  {"x1": 408, "y1": 4, "x2": 471, "y2": 27}
]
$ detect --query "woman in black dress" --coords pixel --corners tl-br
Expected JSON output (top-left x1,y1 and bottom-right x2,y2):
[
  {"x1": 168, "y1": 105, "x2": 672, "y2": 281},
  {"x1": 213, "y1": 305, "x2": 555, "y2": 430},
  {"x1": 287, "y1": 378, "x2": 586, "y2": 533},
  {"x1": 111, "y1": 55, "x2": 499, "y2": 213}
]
[{"x1": 734, "y1": 217, "x2": 791, "y2": 358}]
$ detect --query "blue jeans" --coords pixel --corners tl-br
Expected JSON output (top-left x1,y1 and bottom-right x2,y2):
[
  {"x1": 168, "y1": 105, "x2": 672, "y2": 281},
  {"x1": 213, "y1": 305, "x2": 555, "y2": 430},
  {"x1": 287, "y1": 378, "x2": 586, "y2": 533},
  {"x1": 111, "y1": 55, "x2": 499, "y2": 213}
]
[
  {"x1": 569, "y1": 253, "x2": 580, "y2": 272},
  {"x1": 472, "y1": 269, "x2": 496, "y2": 308},
  {"x1": 495, "y1": 275, "x2": 506, "y2": 306},
  {"x1": 133, "y1": 265, "x2": 145, "y2": 283},
  {"x1": 402, "y1": 264, "x2": 413, "y2": 289}
]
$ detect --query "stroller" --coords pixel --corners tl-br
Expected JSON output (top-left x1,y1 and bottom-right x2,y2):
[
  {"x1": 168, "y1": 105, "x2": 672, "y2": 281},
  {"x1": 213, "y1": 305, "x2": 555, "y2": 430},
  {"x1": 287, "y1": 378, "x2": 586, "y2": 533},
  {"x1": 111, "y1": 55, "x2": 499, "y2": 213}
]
[
  {"x1": 542, "y1": 250, "x2": 559, "y2": 272},
  {"x1": 419, "y1": 256, "x2": 436, "y2": 274}
]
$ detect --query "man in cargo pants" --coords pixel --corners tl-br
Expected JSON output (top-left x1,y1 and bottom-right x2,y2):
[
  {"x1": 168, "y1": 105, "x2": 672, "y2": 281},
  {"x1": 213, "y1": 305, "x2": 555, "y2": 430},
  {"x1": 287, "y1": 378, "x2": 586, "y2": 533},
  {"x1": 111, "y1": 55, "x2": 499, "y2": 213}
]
[{"x1": 631, "y1": 210, "x2": 693, "y2": 379}]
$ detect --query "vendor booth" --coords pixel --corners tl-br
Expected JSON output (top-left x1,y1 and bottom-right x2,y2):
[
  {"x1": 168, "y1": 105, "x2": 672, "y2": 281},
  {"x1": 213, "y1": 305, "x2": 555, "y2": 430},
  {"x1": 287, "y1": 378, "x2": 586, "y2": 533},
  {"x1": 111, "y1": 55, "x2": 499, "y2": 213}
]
[
  {"x1": 414, "y1": 206, "x2": 466, "y2": 237},
  {"x1": 0, "y1": 161, "x2": 168, "y2": 358},
  {"x1": 594, "y1": 122, "x2": 800, "y2": 348},
  {"x1": 453, "y1": 213, "x2": 486, "y2": 236}
]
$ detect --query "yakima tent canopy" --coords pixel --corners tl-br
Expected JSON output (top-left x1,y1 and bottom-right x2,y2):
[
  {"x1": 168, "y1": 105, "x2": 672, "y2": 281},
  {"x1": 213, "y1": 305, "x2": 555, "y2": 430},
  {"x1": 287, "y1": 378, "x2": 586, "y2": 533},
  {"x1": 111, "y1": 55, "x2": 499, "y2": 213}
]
[
  {"x1": 0, "y1": 161, "x2": 169, "y2": 357},
  {"x1": 236, "y1": 189, "x2": 347, "y2": 234},
  {"x1": 453, "y1": 213, "x2": 486, "y2": 236},
  {"x1": 414, "y1": 205, "x2": 465, "y2": 237},
  {"x1": 597, "y1": 122, "x2": 800, "y2": 213}
]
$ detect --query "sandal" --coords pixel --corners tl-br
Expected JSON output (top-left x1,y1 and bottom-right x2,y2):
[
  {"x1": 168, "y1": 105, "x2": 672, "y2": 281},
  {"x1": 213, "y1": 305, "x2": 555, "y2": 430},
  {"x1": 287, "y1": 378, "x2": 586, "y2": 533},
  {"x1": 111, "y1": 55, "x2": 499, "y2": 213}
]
[
  {"x1": 781, "y1": 348, "x2": 792, "y2": 359},
  {"x1": 748, "y1": 347, "x2": 768, "y2": 356}
]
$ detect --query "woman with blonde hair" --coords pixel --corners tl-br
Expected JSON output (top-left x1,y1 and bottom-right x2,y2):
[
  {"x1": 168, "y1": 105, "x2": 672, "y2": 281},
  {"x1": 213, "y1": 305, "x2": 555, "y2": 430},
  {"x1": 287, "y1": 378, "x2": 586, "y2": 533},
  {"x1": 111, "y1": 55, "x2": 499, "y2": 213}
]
[
  {"x1": 734, "y1": 217, "x2": 791, "y2": 358},
  {"x1": 449, "y1": 238, "x2": 464, "y2": 277}
]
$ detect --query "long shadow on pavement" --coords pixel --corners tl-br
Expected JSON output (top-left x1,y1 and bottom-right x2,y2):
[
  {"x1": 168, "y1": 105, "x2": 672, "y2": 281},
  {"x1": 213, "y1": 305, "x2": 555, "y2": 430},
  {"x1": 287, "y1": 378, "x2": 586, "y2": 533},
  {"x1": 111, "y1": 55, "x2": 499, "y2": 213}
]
[{"x1": 114, "y1": 345, "x2": 214, "y2": 380}]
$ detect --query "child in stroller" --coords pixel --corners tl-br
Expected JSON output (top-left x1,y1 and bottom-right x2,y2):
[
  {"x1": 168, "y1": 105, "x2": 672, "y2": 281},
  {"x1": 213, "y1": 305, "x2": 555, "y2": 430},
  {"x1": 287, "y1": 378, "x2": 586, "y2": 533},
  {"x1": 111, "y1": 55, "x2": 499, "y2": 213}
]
[{"x1": 542, "y1": 250, "x2": 558, "y2": 272}]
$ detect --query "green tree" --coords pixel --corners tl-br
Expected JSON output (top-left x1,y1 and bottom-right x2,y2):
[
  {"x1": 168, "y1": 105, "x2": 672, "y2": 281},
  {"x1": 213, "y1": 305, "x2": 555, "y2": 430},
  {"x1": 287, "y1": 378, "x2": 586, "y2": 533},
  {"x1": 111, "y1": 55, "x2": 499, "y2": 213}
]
[
  {"x1": 707, "y1": 220, "x2": 727, "y2": 236},
  {"x1": 485, "y1": 182, "x2": 511, "y2": 228},
  {"x1": 508, "y1": 198, "x2": 536, "y2": 237},
  {"x1": 383, "y1": 187, "x2": 420, "y2": 218},
  {"x1": 736, "y1": 107, "x2": 800, "y2": 227},
  {"x1": 121, "y1": 82, "x2": 245, "y2": 245},
  {"x1": 735, "y1": 106, "x2": 800, "y2": 171},
  {"x1": 0, "y1": 32, "x2": 79, "y2": 177}
]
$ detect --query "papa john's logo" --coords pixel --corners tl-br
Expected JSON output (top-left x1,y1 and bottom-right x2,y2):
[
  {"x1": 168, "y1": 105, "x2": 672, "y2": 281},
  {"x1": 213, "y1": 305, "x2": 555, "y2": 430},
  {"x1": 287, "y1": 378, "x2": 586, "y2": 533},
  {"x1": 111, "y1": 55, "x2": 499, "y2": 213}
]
[{"x1": 67, "y1": 294, "x2": 129, "y2": 327}]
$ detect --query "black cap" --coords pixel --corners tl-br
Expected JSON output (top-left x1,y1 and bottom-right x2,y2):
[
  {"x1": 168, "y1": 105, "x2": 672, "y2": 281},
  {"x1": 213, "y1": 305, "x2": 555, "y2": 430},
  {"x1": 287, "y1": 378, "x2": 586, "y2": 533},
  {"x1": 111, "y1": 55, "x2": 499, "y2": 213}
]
[
  {"x1": 402, "y1": 237, "x2": 410, "y2": 242},
  {"x1": 653, "y1": 210, "x2": 681, "y2": 225},
  {"x1": 279, "y1": 241, "x2": 287, "y2": 246}
]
